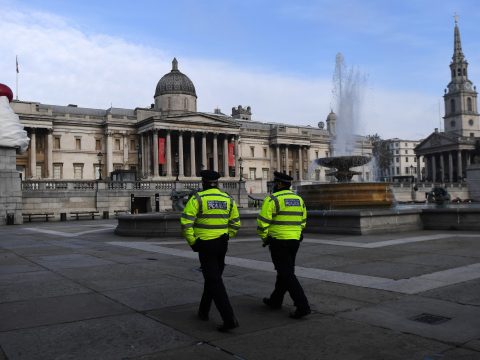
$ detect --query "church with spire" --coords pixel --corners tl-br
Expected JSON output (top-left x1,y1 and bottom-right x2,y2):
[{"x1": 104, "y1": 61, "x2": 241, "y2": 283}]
[{"x1": 415, "y1": 18, "x2": 480, "y2": 183}]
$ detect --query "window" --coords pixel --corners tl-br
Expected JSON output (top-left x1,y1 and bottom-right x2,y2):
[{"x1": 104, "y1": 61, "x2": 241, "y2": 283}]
[
  {"x1": 405, "y1": 143, "x2": 408, "y2": 147},
  {"x1": 396, "y1": 167, "x2": 400, "y2": 175},
  {"x1": 450, "y1": 99, "x2": 456, "y2": 113},
  {"x1": 129, "y1": 165, "x2": 136, "y2": 172},
  {"x1": 467, "y1": 97, "x2": 473, "y2": 112},
  {"x1": 36, "y1": 136, "x2": 44, "y2": 151},
  {"x1": 396, "y1": 157, "x2": 399, "y2": 163},
  {"x1": 184, "y1": 98, "x2": 188, "y2": 110},
  {"x1": 94, "y1": 164, "x2": 101, "y2": 179},
  {"x1": 457, "y1": 68, "x2": 462, "y2": 76},
  {"x1": 395, "y1": 150, "x2": 399, "y2": 155},
  {"x1": 95, "y1": 139, "x2": 101, "y2": 151},
  {"x1": 167, "y1": 97, "x2": 171, "y2": 109},
  {"x1": 263, "y1": 148, "x2": 267, "y2": 158},
  {"x1": 262, "y1": 168, "x2": 269, "y2": 179},
  {"x1": 73, "y1": 164, "x2": 83, "y2": 179},
  {"x1": 450, "y1": 120, "x2": 456, "y2": 128},
  {"x1": 405, "y1": 167, "x2": 409, "y2": 174},
  {"x1": 130, "y1": 139, "x2": 136, "y2": 149},
  {"x1": 114, "y1": 163, "x2": 123, "y2": 170},
  {"x1": 315, "y1": 151, "x2": 319, "y2": 158},
  {"x1": 75, "y1": 138, "x2": 81, "y2": 150},
  {"x1": 325, "y1": 151, "x2": 329, "y2": 157},
  {"x1": 53, "y1": 164, "x2": 63, "y2": 179},
  {"x1": 36, "y1": 164, "x2": 43, "y2": 178},
  {"x1": 250, "y1": 146, "x2": 255, "y2": 157},
  {"x1": 470, "y1": 133, "x2": 475, "y2": 137},
  {"x1": 469, "y1": 119, "x2": 474, "y2": 126},
  {"x1": 54, "y1": 136, "x2": 61, "y2": 149},
  {"x1": 249, "y1": 168, "x2": 256, "y2": 180},
  {"x1": 414, "y1": 157, "x2": 417, "y2": 162},
  {"x1": 406, "y1": 157, "x2": 409, "y2": 162},
  {"x1": 114, "y1": 138, "x2": 121, "y2": 151},
  {"x1": 405, "y1": 150, "x2": 408, "y2": 154}
]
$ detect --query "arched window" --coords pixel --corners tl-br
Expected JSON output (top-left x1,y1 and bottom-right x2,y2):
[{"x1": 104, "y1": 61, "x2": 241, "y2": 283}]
[
  {"x1": 450, "y1": 99, "x2": 456, "y2": 113},
  {"x1": 167, "y1": 97, "x2": 171, "y2": 110},
  {"x1": 457, "y1": 68, "x2": 462, "y2": 76},
  {"x1": 467, "y1": 97, "x2": 472, "y2": 112},
  {"x1": 184, "y1": 98, "x2": 188, "y2": 110},
  {"x1": 451, "y1": 69, "x2": 455, "y2": 78},
  {"x1": 463, "y1": 68, "x2": 467, "y2": 76}
]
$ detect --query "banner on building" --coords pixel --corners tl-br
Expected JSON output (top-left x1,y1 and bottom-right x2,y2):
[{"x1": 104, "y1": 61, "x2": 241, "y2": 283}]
[
  {"x1": 228, "y1": 143, "x2": 235, "y2": 166},
  {"x1": 158, "y1": 138, "x2": 166, "y2": 164}
]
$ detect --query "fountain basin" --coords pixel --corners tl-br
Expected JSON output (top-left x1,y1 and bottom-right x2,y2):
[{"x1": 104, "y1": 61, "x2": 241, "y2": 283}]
[{"x1": 297, "y1": 182, "x2": 395, "y2": 210}]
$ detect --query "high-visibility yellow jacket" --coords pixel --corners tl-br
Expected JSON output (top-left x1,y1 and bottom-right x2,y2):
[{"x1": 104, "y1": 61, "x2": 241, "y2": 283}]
[
  {"x1": 257, "y1": 189, "x2": 306, "y2": 241},
  {"x1": 180, "y1": 188, "x2": 241, "y2": 245}
]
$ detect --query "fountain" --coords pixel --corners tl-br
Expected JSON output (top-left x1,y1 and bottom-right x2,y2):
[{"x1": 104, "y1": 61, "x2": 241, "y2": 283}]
[{"x1": 297, "y1": 54, "x2": 394, "y2": 210}]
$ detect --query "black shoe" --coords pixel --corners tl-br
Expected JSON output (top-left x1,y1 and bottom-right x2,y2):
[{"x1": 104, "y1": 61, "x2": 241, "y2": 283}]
[
  {"x1": 289, "y1": 308, "x2": 311, "y2": 319},
  {"x1": 197, "y1": 311, "x2": 209, "y2": 321},
  {"x1": 263, "y1": 297, "x2": 282, "y2": 310},
  {"x1": 217, "y1": 319, "x2": 239, "y2": 332}
]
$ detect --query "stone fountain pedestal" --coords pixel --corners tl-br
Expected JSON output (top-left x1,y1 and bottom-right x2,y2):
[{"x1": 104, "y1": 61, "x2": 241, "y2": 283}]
[
  {"x1": 0, "y1": 146, "x2": 23, "y2": 225},
  {"x1": 466, "y1": 164, "x2": 480, "y2": 201}
]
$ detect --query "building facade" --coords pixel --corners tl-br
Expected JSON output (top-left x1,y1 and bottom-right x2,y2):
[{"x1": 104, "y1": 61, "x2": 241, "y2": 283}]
[
  {"x1": 383, "y1": 138, "x2": 425, "y2": 182},
  {"x1": 12, "y1": 58, "x2": 373, "y2": 194},
  {"x1": 415, "y1": 19, "x2": 479, "y2": 182}
]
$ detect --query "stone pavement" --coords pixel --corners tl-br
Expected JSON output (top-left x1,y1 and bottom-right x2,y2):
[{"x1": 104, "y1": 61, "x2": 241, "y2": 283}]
[{"x1": 0, "y1": 220, "x2": 479, "y2": 360}]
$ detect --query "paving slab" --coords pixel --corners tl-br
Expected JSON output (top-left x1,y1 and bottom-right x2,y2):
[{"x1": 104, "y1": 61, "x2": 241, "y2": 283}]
[
  {"x1": 340, "y1": 296, "x2": 480, "y2": 344},
  {"x1": 32, "y1": 253, "x2": 116, "y2": 269},
  {"x1": 421, "y1": 278, "x2": 480, "y2": 306},
  {"x1": 0, "y1": 253, "x2": 43, "y2": 274},
  {"x1": 0, "y1": 293, "x2": 132, "y2": 331},
  {"x1": 0, "y1": 313, "x2": 194, "y2": 360},
  {"x1": 103, "y1": 275, "x2": 204, "y2": 311},
  {"x1": 212, "y1": 316, "x2": 452, "y2": 360},
  {"x1": 0, "y1": 270, "x2": 91, "y2": 302},
  {"x1": 128, "y1": 342, "x2": 233, "y2": 360}
]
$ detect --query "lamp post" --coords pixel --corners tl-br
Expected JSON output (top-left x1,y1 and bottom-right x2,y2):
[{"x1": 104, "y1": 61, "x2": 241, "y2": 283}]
[
  {"x1": 97, "y1": 151, "x2": 103, "y2": 180},
  {"x1": 410, "y1": 164, "x2": 415, "y2": 182},
  {"x1": 174, "y1": 152, "x2": 179, "y2": 183},
  {"x1": 238, "y1": 157, "x2": 243, "y2": 206}
]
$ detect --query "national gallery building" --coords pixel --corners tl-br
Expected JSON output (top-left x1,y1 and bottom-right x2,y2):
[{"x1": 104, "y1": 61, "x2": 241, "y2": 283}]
[{"x1": 11, "y1": 58, "x2": 372, "y2": 194}]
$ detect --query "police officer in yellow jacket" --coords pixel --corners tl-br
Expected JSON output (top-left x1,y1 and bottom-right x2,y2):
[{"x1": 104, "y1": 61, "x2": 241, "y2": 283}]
[
  {"x1": 181, "y1": 170, "x2": 241, "y2": 332},
  {"x1": 257, "y1": 171, "x2": 311, "y2": 319}
]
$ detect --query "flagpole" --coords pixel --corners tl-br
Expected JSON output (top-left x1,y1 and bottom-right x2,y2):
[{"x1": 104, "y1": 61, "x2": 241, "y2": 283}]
[{"x1": 15, "y1": 55, "x2": 19, "y2": 100}]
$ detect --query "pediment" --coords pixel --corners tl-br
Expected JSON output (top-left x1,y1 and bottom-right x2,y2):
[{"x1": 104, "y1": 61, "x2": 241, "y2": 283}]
[
  {"x1": 415, "y1": 132, "x2": 460, "y2": 152},
  {"x1": 165, "y1": 112, "x2": 240, "y2": 128}
]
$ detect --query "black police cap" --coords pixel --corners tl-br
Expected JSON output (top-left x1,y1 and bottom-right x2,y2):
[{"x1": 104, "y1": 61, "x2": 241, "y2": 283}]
[
  {"x1": 200, "y1": 170, "x2": 221, "y2": 181},
  {"x1": 273, "y1": 171, "x2": 293, "y2": 183}
]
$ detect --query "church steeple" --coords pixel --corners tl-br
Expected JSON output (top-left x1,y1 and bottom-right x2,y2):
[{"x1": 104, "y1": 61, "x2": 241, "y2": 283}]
[{"x1": 443, "y1": 16, "x2": 479, "y2": 137}]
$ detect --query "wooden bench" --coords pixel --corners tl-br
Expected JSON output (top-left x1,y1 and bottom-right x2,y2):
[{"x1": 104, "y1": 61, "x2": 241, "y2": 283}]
[
  {"x1": 114, "y1": 210, "x2": 129, "y2": 217},
  {"x1": 22, "y1": 213, "x2": 54, "y2": 222},
  {"x1": 70, "y1": 211, "x2": 100, "y2": 220}
]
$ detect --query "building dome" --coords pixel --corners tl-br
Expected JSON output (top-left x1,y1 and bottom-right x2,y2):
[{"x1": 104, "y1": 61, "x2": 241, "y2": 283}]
[{"x1": 154, "y1": 58, "x2": 197, "y2": 98}]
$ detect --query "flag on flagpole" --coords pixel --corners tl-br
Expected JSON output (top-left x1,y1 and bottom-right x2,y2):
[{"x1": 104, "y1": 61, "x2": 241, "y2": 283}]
[{"x1": 16, "y1": 56, "x2": 19, "y2": 73}]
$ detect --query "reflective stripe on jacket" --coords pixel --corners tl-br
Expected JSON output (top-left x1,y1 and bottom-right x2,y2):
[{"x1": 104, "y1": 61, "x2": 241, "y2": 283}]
[
  {"x1": 256, "y1": 189, "x2": 306, "y2": 241},
  {"x1": 180, "y1": 188, "x2": 241, "y2": 245}
]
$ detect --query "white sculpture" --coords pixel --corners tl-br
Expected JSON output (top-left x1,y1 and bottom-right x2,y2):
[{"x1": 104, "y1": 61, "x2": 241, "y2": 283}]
[{"x1": 0, "y1": 84, "x2": 29, "y2": 153}]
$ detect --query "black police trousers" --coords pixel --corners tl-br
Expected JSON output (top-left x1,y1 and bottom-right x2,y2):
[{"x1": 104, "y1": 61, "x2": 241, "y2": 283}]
[
  {"x1": 197, "y1": 235, "x2": 235, "y2": 323},
  {"x1": 268, "y1": 239, "x2": 310, "y2": 312}
]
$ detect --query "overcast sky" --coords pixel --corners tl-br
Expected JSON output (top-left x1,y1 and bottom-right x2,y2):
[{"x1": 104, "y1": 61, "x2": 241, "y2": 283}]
[{"x1": 1, "y1": 0, "x2": 479, "y2": 140}]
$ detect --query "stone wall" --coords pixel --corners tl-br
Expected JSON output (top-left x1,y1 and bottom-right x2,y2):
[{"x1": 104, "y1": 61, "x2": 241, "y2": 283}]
[
  {"x1": 466, "y1": 164, "x2": 480, "y2": 201},
  {"x1": 0, "y1": 147, "x2": 23, "y2": 225}
]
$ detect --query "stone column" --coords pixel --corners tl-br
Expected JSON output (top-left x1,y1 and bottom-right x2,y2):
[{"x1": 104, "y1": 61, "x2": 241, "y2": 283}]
[
  {"x1": 190, "y1": 132, "x2": 196, "y2": 177},
  {"x1": 457, "y1": 150, "x2": 463, "y2": 181},
  {"x1": 166, "y1": 130, "x2": 172, "y2": 177},
  {"x1": 276, "y1": 145, "x2": 280, "y2": 171},
  {"x1": 46, "y1": 129, "x2": 53, "y2": 178},
  {"x1": 440, "y1": 153, "x2": 445, "y2": 182},
  {"x1": 234, "y1": 136, "x2": 239, "y2": 177},
  {"x1": 141, "y1": 134, "x2": 147, "y2": 177},
  {"x1": 270, "y1": 146, "x2": 274, "y2": 179},
  {"x1": 416, "y1": 156, "x2": 421, "y2": 181},
  {"x1": 152, "y1": 131, "x2": 159, "y2": 177},
  {"x1": 223, "y1": 136, "x2": 229, "y2": 177},
  {"x1": 29, "y1": 129, "x2": 36, "y2": 178},
  {"x1": 123, "y1": 134, "x2": 129, "y2": 169},
  {"x1": 298, "y1": 147, "x2": 303, "y2": 180},
  {"x1": 106, "y1": 131, "x2": 113, "y2": 176},
  {"x1": 213, "y1": 133, "x2": 218, "y2": 172},
  {"x1": 202, "y1": 133, "x2": 207, "y2": 170},
  {"x1": 466, "y1": 152, "x2": 471, "y2": 166},
  {"x1": 432, "y1": 155, "x2": 437, "y2": 183},
  {"x1": 285, "y1": 146, "x2": 289, "y2": 174},
  {"x1": 178, "y1": 131, "x2": 184, "y2": 177},
  {"x1": 448, "y1": 152, "x2": 453, "y2": 182}
]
